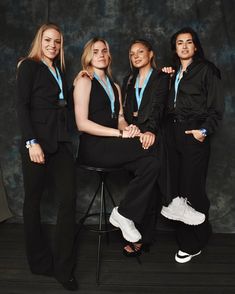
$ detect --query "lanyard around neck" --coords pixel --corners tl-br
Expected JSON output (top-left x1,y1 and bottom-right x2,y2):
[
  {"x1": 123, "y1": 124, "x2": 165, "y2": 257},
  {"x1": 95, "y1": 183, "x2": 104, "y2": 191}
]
[
  {"x1": 42, "y1": 60, "x2": 64, "y2": 99},
  {"x1": 174, "y1": 66, "x2": 182, "y2": 104},
  {"x1": 135, "y1": 68, "x2": 153, "y2": 109},
  {"x1": 94, "y1": 72, "x2": 115, "y2": 114}
]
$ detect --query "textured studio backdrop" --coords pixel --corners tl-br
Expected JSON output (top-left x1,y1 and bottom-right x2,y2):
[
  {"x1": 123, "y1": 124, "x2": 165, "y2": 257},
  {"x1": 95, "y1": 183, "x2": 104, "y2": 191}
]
[{"x1": 0, "y1": 0, "x2": 234, "y2": 232}]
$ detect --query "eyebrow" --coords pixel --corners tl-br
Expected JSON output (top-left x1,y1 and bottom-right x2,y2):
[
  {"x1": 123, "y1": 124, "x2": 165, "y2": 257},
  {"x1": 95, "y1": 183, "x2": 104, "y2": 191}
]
[
  {"x1": 177, "y1": 39, "x2": 193, "y2": 42},
  {"x1": 43, "y1": 35, "x2": 61, "y2": 41},
  {"x1": 130, "y1": 48, "x2": 146, "y2": 53},
  {"x1": 93, "y1": 48, "x2": 107, "y2": 51}
]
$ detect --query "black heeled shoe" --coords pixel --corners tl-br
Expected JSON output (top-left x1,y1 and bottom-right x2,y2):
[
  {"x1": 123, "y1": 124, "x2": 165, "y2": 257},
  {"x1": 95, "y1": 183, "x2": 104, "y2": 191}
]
[
  {"x1": 60, "y1": 276, "x2": 78, "y2": 291},
  {"x1": 123, "y1": 242, "x2": 150, "y2": 257}
]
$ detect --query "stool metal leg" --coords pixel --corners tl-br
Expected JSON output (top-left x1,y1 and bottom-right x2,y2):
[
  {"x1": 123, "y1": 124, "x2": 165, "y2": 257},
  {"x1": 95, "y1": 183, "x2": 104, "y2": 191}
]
[
  {"x1": 78, "y1": 181, "x2": 101, "y2": 229},
  {"x1": 96, "y1": 179, "x2": 104, "y2": 284},
  {"x1": 103, "y1": 181, "x2": 117, "y2": 207},
  {"x1": 76, "y1": 168, "x2": 120, "y2": 284},
  {"x1": 101, "y1": 174, "x2": 110, "y2": 245}
]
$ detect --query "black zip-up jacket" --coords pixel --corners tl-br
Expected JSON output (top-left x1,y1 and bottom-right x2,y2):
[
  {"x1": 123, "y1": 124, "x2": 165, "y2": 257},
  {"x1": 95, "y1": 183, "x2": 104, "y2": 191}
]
[{"x1": 167, "y1": 58, "x2": 224, "y2": 135}]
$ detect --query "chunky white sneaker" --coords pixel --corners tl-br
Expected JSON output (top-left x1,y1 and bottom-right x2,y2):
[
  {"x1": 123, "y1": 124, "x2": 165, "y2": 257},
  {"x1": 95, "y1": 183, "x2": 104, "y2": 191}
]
[
  {"x1": 175, "y1": 250, "x2": 201, "y2": 263},
  {"x1": 161, "y1": 197, "x2": 205, "y2": 225},
  {"x1": 109, "y1": 207, "x2": 142, "y2": 242}
]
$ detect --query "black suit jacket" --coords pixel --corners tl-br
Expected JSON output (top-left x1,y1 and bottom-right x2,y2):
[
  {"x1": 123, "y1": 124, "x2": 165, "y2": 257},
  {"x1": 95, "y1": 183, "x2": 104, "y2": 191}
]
[
  {"x1": 122, "y1": 69, "x2": 169, "y2": 135},
  {"x1": 17, "y1": 58, "x2": 72, "y2": 153}
]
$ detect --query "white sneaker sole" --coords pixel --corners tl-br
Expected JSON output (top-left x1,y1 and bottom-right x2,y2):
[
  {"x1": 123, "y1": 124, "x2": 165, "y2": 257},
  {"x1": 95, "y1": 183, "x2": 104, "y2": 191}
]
[
  {"x1": 109, "y1": 214, "x2": 141, "y2": 243},
  {"x1": 175, "y1": 251, "x2": 201, "y2": 263},
  {"x1": 161, "y1": 209, "x2": 205, "y2": 226}
]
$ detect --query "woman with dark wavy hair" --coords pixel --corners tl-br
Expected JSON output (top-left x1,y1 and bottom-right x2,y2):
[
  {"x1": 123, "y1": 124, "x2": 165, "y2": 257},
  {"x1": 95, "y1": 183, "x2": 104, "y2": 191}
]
[{"x1": 161, "y1": 27, "x2": 224, "y2": 263}]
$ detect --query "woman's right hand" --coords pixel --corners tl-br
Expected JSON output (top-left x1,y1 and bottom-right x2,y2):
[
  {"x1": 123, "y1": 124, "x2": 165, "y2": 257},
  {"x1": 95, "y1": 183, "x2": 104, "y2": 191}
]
[
  {"x1": 28, "y1": 144, "x2": 45, "y2": 164},
  {"x1": 123, "y1": 124, "x2": 140, "y2": 138}
]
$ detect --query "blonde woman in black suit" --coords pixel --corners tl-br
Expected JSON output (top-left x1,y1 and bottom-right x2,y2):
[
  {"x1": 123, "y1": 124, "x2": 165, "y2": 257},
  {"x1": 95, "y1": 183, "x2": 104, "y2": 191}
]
[{"x1": 17, "y1": 23, "x2": 77, "y2": 291}]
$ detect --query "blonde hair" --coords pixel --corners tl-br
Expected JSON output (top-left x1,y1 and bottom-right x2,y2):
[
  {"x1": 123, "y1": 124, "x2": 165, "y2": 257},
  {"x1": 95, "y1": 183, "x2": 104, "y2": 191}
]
[
  {"x1": 81, "y1": 37, "x2": 112, "y2": 77},
  {"x1": 18, "y1": 23, "x2": 65, "y2": 71}
]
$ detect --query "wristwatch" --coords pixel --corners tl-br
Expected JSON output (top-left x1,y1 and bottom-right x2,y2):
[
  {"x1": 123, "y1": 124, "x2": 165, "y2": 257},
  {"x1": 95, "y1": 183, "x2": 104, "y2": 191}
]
[
  {"x1": 199, "y1": 128, "x2": 207, "y2": 137},
  {"x1": 26, "y1": 139, "x2": 38, "y2": 149}
]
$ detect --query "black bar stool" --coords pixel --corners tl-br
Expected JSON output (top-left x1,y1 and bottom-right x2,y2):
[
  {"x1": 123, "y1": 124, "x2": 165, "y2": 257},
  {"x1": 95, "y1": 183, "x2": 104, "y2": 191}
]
[{"x1": 76, "y1": 165, "x2": 121, "y2": 284}]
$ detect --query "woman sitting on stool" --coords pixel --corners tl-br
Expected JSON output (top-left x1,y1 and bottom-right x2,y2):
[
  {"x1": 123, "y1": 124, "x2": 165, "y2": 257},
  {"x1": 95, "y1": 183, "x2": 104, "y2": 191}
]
[{"x1": 73, "y1": 37, "x2": 163, "y2": 255}]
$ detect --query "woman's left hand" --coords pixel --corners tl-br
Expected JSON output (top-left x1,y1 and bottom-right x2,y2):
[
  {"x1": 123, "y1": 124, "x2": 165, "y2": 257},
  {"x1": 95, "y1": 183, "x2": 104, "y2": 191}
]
[
  {"x1": 185, "y1": 129, "x2": 205, "y2": 142},
  {"x1": 161, "y1": 66, "x2": 175, "y2": 76},
  {"x1": 139, "y1": 132, "x2": 156, "y2": 149}
]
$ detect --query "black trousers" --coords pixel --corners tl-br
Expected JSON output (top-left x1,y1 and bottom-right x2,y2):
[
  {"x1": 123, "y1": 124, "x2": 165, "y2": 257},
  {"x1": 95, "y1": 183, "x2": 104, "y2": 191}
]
[
  {"x1": 165, "y1": 120, "x2": 212, "y2": 254},
  {"x1": 21, "y1": 143, "x2": 76, "y2": 282},
  {"x1": 78, "y1": 136, "x2": 161, "y2": 243}
]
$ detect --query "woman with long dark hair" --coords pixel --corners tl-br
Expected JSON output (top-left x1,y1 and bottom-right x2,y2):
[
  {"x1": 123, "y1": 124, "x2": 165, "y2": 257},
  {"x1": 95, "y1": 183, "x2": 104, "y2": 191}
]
[{"x1": 161, "y1": 27, "x2": 224, "y2": 263}]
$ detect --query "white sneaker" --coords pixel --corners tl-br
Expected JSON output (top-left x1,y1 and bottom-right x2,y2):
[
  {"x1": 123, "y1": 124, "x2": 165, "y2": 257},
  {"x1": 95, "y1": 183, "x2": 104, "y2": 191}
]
[
  {"x1": 175, "y1": 250, "x2": 201, "y2": 263},
  {"x1": 161, "y1": 197, "x2": 205, "y2": 225},
  {"x1": 109, "y1": 207, "x2": 142, "y2": 243}
]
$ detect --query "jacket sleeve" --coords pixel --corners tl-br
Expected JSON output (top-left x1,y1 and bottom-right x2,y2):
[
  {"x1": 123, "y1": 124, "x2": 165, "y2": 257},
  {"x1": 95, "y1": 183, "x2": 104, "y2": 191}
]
[
  {"x1": 16, "y1": 59, "x2": 37, "y2": 142},
  {"x1": 141, "y1": 73, "x2": 170, "y2": 134},
  {"x1": 200, "y1": 64, "x2": 224, "y2": 135}
]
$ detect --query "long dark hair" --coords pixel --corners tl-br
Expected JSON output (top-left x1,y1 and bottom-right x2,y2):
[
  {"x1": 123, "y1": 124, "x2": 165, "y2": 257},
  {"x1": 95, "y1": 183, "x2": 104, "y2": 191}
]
[{"x1": 171, "y1": 27, "x2": 205, "y2": 67}]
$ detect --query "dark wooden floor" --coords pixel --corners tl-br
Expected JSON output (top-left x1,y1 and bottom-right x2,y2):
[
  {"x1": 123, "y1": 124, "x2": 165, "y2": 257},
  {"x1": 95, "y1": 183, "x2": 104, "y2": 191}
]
[{"x1": 0, "y1": 224, "x2": 235, "y2": 294}]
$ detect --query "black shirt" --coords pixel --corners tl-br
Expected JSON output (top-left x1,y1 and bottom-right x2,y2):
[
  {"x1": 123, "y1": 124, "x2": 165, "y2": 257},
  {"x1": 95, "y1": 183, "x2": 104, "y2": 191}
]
[{"x1": 167, "y1": 59, "x2": 224, "y2": 135}]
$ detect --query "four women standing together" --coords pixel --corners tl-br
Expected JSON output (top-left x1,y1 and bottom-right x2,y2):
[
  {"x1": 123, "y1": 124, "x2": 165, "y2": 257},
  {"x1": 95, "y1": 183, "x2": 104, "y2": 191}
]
[{"x1": 17, "y1": 23, "x2": 223, "y2": 290}]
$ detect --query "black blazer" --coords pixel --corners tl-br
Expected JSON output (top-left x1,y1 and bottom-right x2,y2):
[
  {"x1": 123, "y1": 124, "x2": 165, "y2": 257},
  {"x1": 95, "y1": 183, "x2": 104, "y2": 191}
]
[
  {"x1": 122, "y1": 69, "x2": 169, "y2": 135},
  {"x1": 17, "y1": 58, "x2": 71, "y2": 153}
]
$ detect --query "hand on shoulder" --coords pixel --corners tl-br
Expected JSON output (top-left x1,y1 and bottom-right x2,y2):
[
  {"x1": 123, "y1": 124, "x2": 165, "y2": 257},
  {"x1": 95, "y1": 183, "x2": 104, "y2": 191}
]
[
  {"x1": 161, "y1": 66, "x2": 175, "y2": 76},
  {"x1": 73, "y1": 70, "x2": 93, "y2": 86}
]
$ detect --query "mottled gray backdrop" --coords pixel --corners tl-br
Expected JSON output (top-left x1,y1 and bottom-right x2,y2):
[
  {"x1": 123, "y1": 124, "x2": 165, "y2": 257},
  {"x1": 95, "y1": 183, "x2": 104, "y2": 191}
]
[{"x1": 0, "y1": 0, "x2": 234, "y2": 232}]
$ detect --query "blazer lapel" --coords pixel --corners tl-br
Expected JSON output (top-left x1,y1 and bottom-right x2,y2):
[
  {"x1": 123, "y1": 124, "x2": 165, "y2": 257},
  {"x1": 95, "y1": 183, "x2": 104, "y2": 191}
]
[
  {"x1": 138, "y1": 69, "x2": 156, "y2": 111},
  {"x1": 40, "y1": 61, "x2": 61, "y2": 92}
]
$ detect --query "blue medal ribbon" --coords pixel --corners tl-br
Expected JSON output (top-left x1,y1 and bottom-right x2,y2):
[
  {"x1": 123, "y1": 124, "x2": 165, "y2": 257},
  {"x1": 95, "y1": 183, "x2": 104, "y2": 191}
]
[
  {"x1": 42, "y1": 60, "x2": 64, "y2": 99},
  {"x1": 174, "y1": 66, "x2": 182, "y2": 106},
  {"x1": 135, "y1": 68, "x2": 153, "y2": 109},
  {"x1": 94, "y1": 72, "x2": 115, "y2": 116}
]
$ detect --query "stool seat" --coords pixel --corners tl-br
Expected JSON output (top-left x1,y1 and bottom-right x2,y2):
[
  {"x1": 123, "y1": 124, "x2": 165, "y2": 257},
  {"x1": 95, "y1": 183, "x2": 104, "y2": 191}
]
[
  {"x1": 76, "y1": 164, "x2": 121, "y2": 284},
  {"x1": 78, "y1": 164, "x2": 122, "y2": 173}
]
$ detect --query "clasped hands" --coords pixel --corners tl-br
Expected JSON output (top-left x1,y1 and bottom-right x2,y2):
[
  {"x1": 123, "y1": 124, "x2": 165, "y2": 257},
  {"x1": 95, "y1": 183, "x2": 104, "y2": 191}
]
[{"x1": 122, "y1": 125, "x2": 155, "y2": 149}]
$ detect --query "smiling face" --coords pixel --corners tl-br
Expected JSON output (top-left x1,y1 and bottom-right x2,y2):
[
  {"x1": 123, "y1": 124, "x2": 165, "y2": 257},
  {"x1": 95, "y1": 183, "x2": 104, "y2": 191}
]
[
  {"x1": 129, "y1": 42, "x2": 153, "y2": 69},
  {"x1": 41, "y1": 28, "x2": 61, "y2": 64},
  {"x1": 175, "y1": 33, "x2": 197, "y2": 61},
  {"x1": 91, "y1": 40, "x2": 110, "y2": 70}
]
